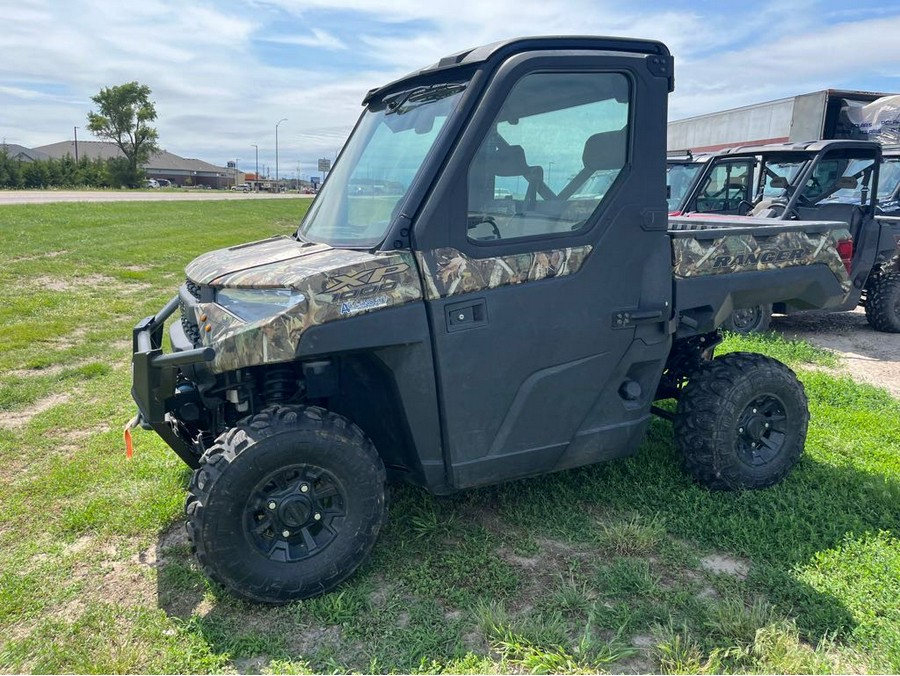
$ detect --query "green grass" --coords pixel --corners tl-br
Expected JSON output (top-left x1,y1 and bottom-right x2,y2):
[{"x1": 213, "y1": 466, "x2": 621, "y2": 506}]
[{"x1": 0, "y1": 200, "x2": 898, "y2": 673}]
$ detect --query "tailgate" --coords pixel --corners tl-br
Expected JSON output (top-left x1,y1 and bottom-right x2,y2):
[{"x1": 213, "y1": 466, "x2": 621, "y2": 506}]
[{"x1": 669, "y1": 216, "x2": 854, "y2": 335}]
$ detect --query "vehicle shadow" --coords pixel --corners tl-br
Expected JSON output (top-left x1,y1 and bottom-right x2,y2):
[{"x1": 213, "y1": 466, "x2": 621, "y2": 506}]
[{"x1": 151, "y1": 418, "x2": 899, "y2": 664}]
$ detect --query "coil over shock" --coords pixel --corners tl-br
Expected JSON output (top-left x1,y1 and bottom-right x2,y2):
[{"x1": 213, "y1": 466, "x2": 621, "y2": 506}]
[{"x1": 263, "y1": 365, "x2": 296, "y2": 405}]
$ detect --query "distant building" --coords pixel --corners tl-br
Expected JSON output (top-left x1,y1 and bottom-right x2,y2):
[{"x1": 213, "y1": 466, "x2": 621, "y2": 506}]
[
  {"x1": 1, "y1": 143, "x2": 49, "y2": 162},
  {"x1": 32, "y1": 141, "x2": 239, "y2": 187}
]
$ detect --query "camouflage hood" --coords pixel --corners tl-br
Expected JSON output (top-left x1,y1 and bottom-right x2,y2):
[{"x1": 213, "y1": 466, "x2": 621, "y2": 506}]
[
  {"x1": 186, "y1": 236, "x2": 359, "y2": 287},
  {"x1": 185, "y1": 236, "x2": 423, "y2": 373}
]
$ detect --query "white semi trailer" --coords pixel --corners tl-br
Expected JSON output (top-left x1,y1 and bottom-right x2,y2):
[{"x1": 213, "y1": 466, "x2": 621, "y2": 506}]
[{"x1": 668, "y1": 89, "x2": 898, "y2": 152}]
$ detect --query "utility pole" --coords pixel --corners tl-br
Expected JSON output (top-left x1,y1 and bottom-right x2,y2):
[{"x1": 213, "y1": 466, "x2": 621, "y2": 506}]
[
  {"x1": 275, "y1": 118, "x2": 287, "y2": 185},
  {"x1": 74, "y1": 126, "x2": 79, "y2": 163},
  {"x1": 251, "y1": 144, "x2": 258, "y2": 191}
]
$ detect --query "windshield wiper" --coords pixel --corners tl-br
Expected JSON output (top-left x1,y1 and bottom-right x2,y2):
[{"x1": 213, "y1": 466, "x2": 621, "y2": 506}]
[{"x1": 385, "y1": 83, "x2": 466, "y2": 116}]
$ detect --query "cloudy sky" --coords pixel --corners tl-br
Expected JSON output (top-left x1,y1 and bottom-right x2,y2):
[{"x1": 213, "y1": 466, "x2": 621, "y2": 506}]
[{"x1": 2, "y1": 0, "x2": 900, "y2": 178}]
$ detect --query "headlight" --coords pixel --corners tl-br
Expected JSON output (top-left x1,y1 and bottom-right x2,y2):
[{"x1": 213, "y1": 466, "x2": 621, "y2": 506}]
[{"x1": 216, "y1": 288, "x2": 306, "y2": 323}]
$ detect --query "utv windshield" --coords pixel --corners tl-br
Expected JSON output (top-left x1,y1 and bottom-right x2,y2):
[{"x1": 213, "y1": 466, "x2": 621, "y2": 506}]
[
  {"x1": 298, "y1": 83, "x2": 466, "y2": 248},
  {"x1": 666, "y1": 162, "x2": 703, "y2": 211}
]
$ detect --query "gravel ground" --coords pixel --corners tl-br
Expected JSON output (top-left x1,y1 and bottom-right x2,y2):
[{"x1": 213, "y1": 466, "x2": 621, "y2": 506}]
[{"x1": 773, "y1": 307, "x2": 900, "y2": 397}]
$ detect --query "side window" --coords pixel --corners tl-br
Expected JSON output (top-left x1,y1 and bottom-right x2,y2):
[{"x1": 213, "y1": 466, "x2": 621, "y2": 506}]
[
  {"x1": 802, "y1": 154, "x2": 876, "y2": 205},
  {"x1": 467, "y1": 72, "x2": 630, "y2": 242},
  {"x1": 695, "y1": 161, "x2": 752, "y2": 213}
]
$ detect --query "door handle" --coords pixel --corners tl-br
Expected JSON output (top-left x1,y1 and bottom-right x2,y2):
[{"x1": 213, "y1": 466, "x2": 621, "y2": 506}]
[
  {"x1": 446, "y1": 298, "x2": 487, "y2": 332},
  {"x1": 611, "y1": 305, "x2": 668, "y2": 329}
]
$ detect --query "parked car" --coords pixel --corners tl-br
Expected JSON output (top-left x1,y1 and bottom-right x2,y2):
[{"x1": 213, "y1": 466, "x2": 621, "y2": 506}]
[
  {"x1": 231, "y1": 183, "x2": 251, "y2": 192},
  {"x1": 143, "y1": 179, "x2": 160, "y2": 189}
]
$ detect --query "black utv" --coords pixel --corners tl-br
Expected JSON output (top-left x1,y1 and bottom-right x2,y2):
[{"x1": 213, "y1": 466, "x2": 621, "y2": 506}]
[{"x1": 131, "y1": 37, "x2": 872, "y2": 603}]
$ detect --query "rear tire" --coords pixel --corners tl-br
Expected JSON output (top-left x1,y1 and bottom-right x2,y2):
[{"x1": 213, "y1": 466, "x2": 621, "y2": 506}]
[
  {"x1": 722, "y1": 304, "x2": 772, "y2": 334},
  {"x1": 864, "y1": 271, "x2": 900, "y2": 333},
  {"x1": 186, "y1": 405, "x2": 386, "y2": 604},
  {"x1": 674, "y1": 352, "x2": 808, "y2": 490}
]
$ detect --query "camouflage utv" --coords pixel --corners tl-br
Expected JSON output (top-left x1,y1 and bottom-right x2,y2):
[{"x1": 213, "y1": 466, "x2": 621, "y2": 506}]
[{"x1": 130, "y1": 37, "x2": 889, "y2": 603}]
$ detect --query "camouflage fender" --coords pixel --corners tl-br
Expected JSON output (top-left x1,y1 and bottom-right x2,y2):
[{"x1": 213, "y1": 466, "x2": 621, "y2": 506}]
[
  {"x1": 672, "y1": 228, "x2": 853, "y2": 292},
  {"x1": 186, "y1": 239, "x2": 422, "y2": 373},
  {"x1": 416, "y1": 245, "x2": 593, "y2": 300}
]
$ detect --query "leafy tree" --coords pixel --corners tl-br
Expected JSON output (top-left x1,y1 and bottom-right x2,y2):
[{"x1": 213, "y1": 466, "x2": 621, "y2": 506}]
[
  {"x1": 0, "y1": 150, "x2": 23, "y2": 188},
  {"x1": 22, "y1": 161, "x2": 50, "y2": 188},
  {"x1": 87, "y1": 82, "x2": 159, "y2": 187}
]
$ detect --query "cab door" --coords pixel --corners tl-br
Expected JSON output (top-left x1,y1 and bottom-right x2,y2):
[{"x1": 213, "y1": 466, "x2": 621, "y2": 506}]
[
  {"x1": 413, "y1": 52, "x2": 673, "y2": 489},
  {"x1": 690, "y1": 159, "x2": 755, "y2": 214}
]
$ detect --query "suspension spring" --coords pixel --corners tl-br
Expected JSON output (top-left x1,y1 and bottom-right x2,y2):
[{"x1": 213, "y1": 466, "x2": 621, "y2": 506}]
[{"x1": 263, "y1": 365, "x2": 295, "y2": 405}]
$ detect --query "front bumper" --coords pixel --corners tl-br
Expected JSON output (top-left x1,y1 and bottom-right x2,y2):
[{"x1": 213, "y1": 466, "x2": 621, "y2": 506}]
[{"x1": 131, "y1": 293, "x2": 216, "y2": 468}]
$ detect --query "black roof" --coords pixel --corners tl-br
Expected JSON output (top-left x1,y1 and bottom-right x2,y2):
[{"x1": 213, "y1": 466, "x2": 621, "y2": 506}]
[{"x1": 363, "y1": 35, "x2": 670, "y2": 104}]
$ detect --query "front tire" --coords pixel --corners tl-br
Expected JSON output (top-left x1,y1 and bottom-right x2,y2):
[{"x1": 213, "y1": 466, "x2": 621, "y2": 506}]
[
  {"x1": 864, "y1": 270, "x2": 900, "y2": 333},
  {"x1": 674, "y1": 352, "x2": 808, "y2": 490},
  {"x1": 186, "y1": 405, "x2": 386, "y2": 604}
]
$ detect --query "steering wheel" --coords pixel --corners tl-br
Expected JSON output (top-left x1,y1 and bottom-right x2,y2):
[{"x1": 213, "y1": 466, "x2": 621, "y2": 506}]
[
  {"x1": 765, "y1": 198, "x2": 800, "y2": 220},
  {"x1": 467, "y1": 215, "x2": 502, "y2": 240},
  {"x1": 737, "y1": 199, "x2": 754, "y2": 215}
]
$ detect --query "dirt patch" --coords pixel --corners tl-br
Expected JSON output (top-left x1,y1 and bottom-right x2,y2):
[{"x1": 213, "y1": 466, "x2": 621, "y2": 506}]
[
  {"x1": 50, "y1": 424, "x2": 110, "y2": 443},
  {"x1": 62, "y1": 536, "x2": 158, "y2": 611},
  {"x1": 232, "y1": 656, "x2": 272, "y2": 674},
  {"x1": 139, "y1": 521, "x2": 190, "y2": 570},
  {"x1": 698, "y1": 585, "x2": 719, "y2": 599},
  {"x1": 96, "y1": 560, "x2": 157, "y2": 608},
  {"x1": 773, "y1": 308, "x2": 900, "y2": 397},
  {"x1": 120, "y1": 282, "x2": 155, "y2": 295},
  {"x1": 0, "y1": 393, "x2": 70, "y2": 429},
  {"x1": 9, "y1": 363, "x2": 69, "y2": 378},
  {"x1": 48, "y1": 326, "x2": 89, "y2": 350},
  {"x1": 32, "y1": 273, "x2": 117, "y2": 292},
  {"x1": 699, "y1": 554, "x2": 750, "y2": 580},
  {"x1": 630, "y1": 633, "x2": 655, "y2": 648},
  {"x1": 7, "y1": 359, "x2": 99, "y2": 379},
  {"x1": 285, "y1": 625, "x2": 343, "y2": 658},
  {"x1": 66, "y1": 535, "x2": 94, "y2": 556},
  {"x1": 496, "y1": 537, "x2": 599, "y2": 613},
  {"x1": 10, "y1": 249, "x2": 69, "y2": 263}
]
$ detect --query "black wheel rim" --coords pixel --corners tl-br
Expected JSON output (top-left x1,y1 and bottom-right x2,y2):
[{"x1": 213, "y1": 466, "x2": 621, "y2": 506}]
[
  {"x1": 244, "y1": 464, "x2": 347, "y2": 562},
  {"x1": 735, "y1": 394, "x2": 788, "y2": 466},
  {"x1": 731, "y1": 306, "x2": 763, "y2": 332}
]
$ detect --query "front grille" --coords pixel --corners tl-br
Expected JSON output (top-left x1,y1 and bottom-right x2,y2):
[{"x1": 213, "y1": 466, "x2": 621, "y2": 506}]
[
  {"x1": 181, "y1": 308, "x2": 202, "y2": 347},
  {"x1": 186, "y1": 278, "x2": 202, "y2": 301},
  {"x1": 181, "y1": 278, "x2": 203, "y2": 347}
]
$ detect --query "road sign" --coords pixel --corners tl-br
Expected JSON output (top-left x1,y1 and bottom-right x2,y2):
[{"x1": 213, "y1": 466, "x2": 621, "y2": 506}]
[{"x1": 317, "y1": 158, "x2": 331, "y2": 172}]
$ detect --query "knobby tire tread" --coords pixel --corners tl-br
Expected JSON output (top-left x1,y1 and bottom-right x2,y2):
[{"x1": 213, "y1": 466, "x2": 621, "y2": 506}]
[
  {"x1": 185, "y1": 404, "x2": 386, "y2": 604},
  {"x1": 674, "y1": 352, "x2": 808, "y2": 490},
  {"x1": 865, "y1": 271, "x2": 900, "y2": 333}
]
